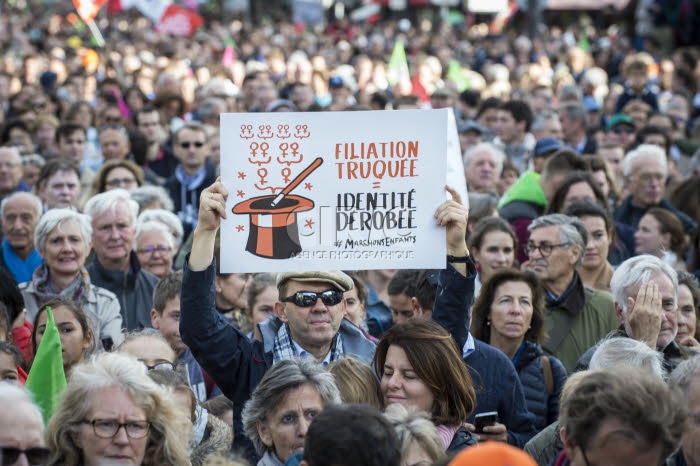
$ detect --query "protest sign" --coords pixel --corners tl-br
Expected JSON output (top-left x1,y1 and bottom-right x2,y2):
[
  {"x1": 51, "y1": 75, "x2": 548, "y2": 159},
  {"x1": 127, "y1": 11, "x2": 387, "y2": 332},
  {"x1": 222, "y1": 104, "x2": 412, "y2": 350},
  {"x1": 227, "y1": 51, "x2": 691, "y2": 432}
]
[{"x1": 220, "y1": 110, "x2": 449, "y2": 273}]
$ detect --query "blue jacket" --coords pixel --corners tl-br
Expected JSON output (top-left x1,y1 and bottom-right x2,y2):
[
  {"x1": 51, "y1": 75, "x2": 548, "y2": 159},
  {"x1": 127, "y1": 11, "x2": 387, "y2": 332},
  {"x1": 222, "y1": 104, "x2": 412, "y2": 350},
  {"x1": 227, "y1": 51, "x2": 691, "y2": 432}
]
[
  {"x1": 179, "y1": 258, "x2": 376, "y2": 456},
  {"x1": 431, "y1": 263, "x2": 538, "y2": 447},
  {"x1": 514, "y1": 341, "x2": 568, "y2": 432}
]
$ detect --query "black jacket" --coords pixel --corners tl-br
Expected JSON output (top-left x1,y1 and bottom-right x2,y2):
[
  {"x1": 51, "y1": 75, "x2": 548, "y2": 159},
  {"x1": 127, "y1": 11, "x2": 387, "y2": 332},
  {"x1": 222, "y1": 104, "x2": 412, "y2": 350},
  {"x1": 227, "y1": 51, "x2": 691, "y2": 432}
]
[
  {"x1": 86, "y1": 252, "x2": 159, "y2": 331},
  {"x1": 446, "y1": 426, "x2": 477, "y2": 454},
  {"x1": 514, "y1": 342, "x2": 568, "y2": 432},
  {"x1": 614, "y1": 196, "x2": 697, "y2": 235}
]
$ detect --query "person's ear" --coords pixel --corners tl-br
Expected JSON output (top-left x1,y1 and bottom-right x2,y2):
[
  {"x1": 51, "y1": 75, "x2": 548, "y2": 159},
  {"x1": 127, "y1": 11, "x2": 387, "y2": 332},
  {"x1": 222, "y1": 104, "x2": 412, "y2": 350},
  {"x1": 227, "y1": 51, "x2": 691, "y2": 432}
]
[
  {"x1": 150, "y1": 309, "x2": 160, "y2": 328},
  {"x1": 83, "y1": 329, "x2": 94, "y2": 351},
  {"x1": 275, "y1": 301, "x2": 288, "y2": 322},
  {"x1": 614, "y1": 301, "x2": 626, "y2": 325},
  {"x1": 257, "y1": 420, "x2": 273, "y2": 448},
  {"x1": 660, "y1": 232, "x2": 671, "y2": 250},
  {"x1": 410, "y1": 297, "x2": 423, "y2": 317},
  {"x1": 560, "y1": 427, "x2": 579, "y2": 463}
]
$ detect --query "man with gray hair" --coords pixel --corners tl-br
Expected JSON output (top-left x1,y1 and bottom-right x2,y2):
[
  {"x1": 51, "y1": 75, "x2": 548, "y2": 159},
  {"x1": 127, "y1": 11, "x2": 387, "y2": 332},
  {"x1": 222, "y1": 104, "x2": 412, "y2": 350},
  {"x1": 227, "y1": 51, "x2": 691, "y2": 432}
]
[
  {"x1": 0, "y1": 382, "x2": 49, "y2": 465},
  {"x1": 85, "y1": 189, "x2": 159, "y2": 330},
  {"x1": 526, "y1": 214, "x2": 618, "y2": 372},
  {"x1": 668, "y1": 357, "x2": 700, "y2": 466},
  {"x1": 0, "y1": 192, "x2": 43, "y2": 284},
  {"x1": 464, "y1": 142, "x2": 504, "y2": 195},
  {"x1": 575, "y1": 254, "x2": 693, "y2": 373},
  {"x1": 0, "y1": 147, "x2": 30, "y2": 202},
  {"x1": 614, "y1": 143, "x2": 696, "y2": 234}
]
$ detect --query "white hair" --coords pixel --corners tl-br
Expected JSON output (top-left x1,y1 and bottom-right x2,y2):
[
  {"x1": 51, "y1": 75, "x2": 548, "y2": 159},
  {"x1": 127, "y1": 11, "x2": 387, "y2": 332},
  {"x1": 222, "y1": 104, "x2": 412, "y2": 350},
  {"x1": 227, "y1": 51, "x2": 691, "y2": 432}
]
[
  {"x1": 0, "y1": 191, "x2": 43, "y2": 219},
  {"x1": 622, "y1": 144, "x2": 668, "y2": 177},
  {"x1": 130, "y1": 185, "x2": 175, "y2": 212},
  {"x1": 84, "y1": 188, "x2": 139, "y2": 226},
  {"x1": 34, "y1": 208, "x2": 92, "y2": 253},
  {"x1": 590, "y1": 337, "x2": 666, "y2": 380},
  {"x1": 0, "y1": 381, "x2": 44, "y2": 429},
  {"x1": 134, "y1": 221, "x2": 176, "y2": 253},
  {"x1": 137, "y1": 209, "x2": 184, "y2": 249},
  {"x1": 463, "y1": 142, "x2": 505, "y2": 175},
  {"x1": 0, "y1": 146, "x2": 21, "y2": 163},
  {"x1": 610, "y1": 254, "x2": 678, "y2": 314}
]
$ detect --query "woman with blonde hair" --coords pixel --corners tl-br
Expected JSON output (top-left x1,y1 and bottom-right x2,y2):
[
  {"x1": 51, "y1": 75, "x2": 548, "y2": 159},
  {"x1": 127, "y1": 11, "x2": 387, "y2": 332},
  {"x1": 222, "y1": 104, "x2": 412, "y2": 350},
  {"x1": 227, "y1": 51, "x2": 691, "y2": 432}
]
[
  {"x1": 45, "y1": 351, "x2": 191, "y2": 466},
  {"x1": 328, "y1": 357, "x2": 382, "y2": 410}
]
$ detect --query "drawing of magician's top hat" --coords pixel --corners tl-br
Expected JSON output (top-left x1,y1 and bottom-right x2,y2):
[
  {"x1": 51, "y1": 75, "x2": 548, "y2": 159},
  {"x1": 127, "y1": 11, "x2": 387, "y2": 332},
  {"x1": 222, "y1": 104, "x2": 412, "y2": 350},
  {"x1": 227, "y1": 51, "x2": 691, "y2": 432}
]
[{"x1": 233, "y1": 158, "x2": 322, "y2": 259}]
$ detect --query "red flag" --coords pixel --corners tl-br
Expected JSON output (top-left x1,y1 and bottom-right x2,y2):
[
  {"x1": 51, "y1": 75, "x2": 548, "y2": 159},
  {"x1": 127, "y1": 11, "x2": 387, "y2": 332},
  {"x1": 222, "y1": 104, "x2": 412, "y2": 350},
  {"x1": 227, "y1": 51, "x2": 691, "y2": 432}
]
[
  {"x1": 156, "y1": 4, "x2": 203, "y2": 36},
  {"x1": 73, "y1": 0, "x2": 108, "y2": 22}
]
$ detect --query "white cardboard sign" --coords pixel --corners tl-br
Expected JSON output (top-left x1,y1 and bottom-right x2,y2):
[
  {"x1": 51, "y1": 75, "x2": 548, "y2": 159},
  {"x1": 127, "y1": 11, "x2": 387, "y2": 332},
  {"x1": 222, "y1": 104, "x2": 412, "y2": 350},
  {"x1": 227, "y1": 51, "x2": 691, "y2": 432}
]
[{"x1": 219, "y1": 110, "x2": 448, "y2": 273}]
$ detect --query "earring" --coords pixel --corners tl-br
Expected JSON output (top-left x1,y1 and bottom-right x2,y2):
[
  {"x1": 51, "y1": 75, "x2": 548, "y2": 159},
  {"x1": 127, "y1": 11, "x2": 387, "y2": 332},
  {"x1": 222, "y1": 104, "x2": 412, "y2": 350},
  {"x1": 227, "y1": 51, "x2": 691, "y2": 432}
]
[
  {"x1": 216, "y1": 287, "x2": 222, "y2": 293},
  {"x1": 486, "y1": 320, "x2": 491, "y2": 326}
]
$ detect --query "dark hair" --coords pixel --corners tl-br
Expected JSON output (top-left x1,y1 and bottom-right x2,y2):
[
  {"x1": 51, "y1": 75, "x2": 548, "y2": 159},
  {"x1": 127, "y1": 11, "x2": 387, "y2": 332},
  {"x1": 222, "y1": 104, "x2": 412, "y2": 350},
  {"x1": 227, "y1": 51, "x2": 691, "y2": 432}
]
[
  {"x1": 387, "y1": 270, "x2": 420, "y2": 298},
  {"x1": 201, "y1": 394, "x2": 233, "y2": 418},
  {"x1": 564, "y1": 199, "x2": 612, "y2": 232},
  {"x1": 541, "y1": 150, "x2": 589, "y2": 181},
  {"x1": 348, "y1": 275, "x2": 368, "y2": 306},
  {"x1": 644, "y1": 207, "x2": 687, "y2": 255},
  {"x1": 0, "y1": 340, "x2": 27, "y2": 373},
  {"x1": 31, "y1": 297, "x2": 94, "y2": 356},
  {"x1": 669, "y1": 177, "x2": 700, "y2": 227},
  {"x1": 374, "y1": 319, "x2": 476, "y2": 426},
  {"x1": 1, "y1": 119, "x2": 31, "y2": 145},
  {"x1": 148, "y1": 369, "x2": 197, "y2": 423},
  {"x1": 133, "y1": 105, "x2": 160, "y2": 127},
  {"x1": 688, "y1": 227, "x2": 700, "y2": 274},
  {"x1": 546, "y1": 171, "x2": 605, "y2": 215},
  {"x1": 93, "y1": 159, "x2": 145, "y2": 194},
  {"x1": 414, "y1": 269, "x2": 439, "y2": 311},
  {"x1": 152, "y1": 270, "x2": 182, "y2": 313},
  {"x1": 0, "y1": 301, "x2": 10, "y2": 340},
  {"x1": 470, "y1": 269, "x2": 546, "y2": 344},
  {"x1": 246, "y1": 273, "x2": 276, "y2": 310},
  {"x1": 303, "y1": 404, "x2": 401, "y2": 466},
  {"x1": 55, "y1": 121, "x2": 87, "y2": 143},
  {"x1": 500, "y1": 100, "x2": 534, "y2": 132},
  {"x1": 635, "y1": 125, "x2": 671, "y2": 153},
  {"x1": 62, "y1": 101, "x2": 94, "y2": 127},
  {"x1": 0, "y1": 268, "x2": 25, "y2": 323},
  {"x1": 677, "y1": 272, "x2": 700, "y2": 339},
  {"x1": 477, "y1": 97, "x2": 503, "y2": 119},
  {"x1": 560, "y1": 368, "x2": 685, "y2": 459},
  {"x1": 36, "y1": 159, "x2": 80, "y2": 192},
  {"x1": 460, "y1": 89, "x2": 481, "y2": 108},
  {"x1": 468, "y1": 216, "x2": 517, "y2": 252}
]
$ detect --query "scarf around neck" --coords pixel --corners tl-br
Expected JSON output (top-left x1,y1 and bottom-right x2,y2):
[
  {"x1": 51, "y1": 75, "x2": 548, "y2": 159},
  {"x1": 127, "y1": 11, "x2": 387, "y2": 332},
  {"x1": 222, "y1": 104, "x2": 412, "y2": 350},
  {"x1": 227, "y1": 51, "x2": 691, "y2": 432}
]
[
  {"x1": 272, "y1": 323, "x2": 344, "y2": 365},
  {"x1": 2, "y1": 238, "x2": 42, "y2": 284},
  {"x1": 32, "y1": 263, "x2": 92, "y2": 308}
]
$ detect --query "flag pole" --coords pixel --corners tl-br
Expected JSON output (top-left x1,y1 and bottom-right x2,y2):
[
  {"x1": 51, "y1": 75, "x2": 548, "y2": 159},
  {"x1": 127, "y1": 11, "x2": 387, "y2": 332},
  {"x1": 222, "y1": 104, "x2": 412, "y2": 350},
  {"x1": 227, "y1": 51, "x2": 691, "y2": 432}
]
[{"x1": 86, "y1": 19, "x2": 106, "y2": 47}]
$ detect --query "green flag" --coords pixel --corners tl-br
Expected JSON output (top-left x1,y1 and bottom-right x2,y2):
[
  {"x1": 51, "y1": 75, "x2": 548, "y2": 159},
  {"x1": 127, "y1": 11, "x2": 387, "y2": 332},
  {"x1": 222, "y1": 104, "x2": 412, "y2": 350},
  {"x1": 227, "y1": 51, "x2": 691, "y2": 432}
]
[
  {"x1": 447, "y1": 60, "x2": 471, "y2": 92},
  {"x1": 387, "y1": 40, "x2": 410, "y2": 87},
  {"x1": 26, "y1": 308, "x2": 67, "y2": 424}
]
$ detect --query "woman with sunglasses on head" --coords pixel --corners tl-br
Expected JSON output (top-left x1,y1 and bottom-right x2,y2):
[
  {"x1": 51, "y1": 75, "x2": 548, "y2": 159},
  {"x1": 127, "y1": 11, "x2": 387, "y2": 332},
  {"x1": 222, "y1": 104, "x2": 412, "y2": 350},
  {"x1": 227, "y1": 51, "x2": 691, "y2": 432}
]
[
  {"x1": 470, "y1": 269, "x2": 567, "y2": 433},
  {"x1": 45, "y1": 351, "x2": 191, "y2": 466}
]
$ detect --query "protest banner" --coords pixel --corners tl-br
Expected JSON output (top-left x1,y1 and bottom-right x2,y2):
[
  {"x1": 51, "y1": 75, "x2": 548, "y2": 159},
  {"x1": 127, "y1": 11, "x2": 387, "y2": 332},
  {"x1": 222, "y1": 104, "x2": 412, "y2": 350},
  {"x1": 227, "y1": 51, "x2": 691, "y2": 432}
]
[{"x1": 220, "y1": 110, "x2": 449, "y2": 273}]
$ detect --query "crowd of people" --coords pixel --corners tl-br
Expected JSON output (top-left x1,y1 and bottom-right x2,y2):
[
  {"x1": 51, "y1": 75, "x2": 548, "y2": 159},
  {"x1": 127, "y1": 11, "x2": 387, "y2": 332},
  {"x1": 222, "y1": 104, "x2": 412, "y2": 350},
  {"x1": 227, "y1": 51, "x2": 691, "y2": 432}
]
[{"x1": 1, "y1": 0, "x2": 700, "y2": 465}]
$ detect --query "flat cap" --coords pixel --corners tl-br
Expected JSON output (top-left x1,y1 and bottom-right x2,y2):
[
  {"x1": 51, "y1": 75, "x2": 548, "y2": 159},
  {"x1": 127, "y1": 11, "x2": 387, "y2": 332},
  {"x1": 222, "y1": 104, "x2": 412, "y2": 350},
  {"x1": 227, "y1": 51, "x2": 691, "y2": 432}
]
[{"x1": 277, "y1": 271, "x2": 354, "y2": 292}]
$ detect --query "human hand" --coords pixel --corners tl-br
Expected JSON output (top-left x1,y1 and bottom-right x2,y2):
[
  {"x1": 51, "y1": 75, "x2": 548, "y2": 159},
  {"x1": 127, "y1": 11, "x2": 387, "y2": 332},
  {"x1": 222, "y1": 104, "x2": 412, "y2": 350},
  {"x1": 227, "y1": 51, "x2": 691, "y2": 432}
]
[
  {"x1": 435, "y1": 185, "x2": 469, "y2": 256},
  {"x1": 626, "y1": 281, "x2": 662, "y2": 349},
  {"x1": 196, "y1": 177, "x2": 228, "y2": 233},
  {"x1": 679, "y1": 335, "x2": 700, "y2": 352},
  {"x1": 465, "y1": 422, "x2": 508, "y2": 443}
]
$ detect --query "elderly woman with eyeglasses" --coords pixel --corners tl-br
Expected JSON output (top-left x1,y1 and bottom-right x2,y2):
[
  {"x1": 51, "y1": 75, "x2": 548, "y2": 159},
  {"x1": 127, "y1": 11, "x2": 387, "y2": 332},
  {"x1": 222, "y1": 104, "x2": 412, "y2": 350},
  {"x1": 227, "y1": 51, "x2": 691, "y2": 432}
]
[
  {"x1": 45, "y1": 351, "x2": 191, "y2": 466},
  {"x1": 134, "y1": 221, "x2": 176, "y2": 279},
  {"x1": 19, "y1": 208, "x2": 124, "y2": 350}
]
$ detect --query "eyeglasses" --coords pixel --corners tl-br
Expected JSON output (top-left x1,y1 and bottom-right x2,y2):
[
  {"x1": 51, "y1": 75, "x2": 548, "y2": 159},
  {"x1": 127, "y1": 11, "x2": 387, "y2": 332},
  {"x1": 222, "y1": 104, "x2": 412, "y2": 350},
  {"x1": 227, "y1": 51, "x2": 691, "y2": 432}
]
[
  {"x1": 179, "y1": 141, "x2": 204, "y2": 149},
  {"x1": 281, "y1": 290, "x2": 344, "y2": 307},
  {"x1": 580, "y1": 446, "x2": 592, "y2": 466},
  {"x1": 83, "y1": 419, "x2": 150, "y2": 439},
  {"x1": 524, "y1": 242, "x2": 570, "y2": 257},
  {"x1": 143, "y1": 361, "x2": 176, "y2": 371},
  {"x1": 106, "y1": 177, "x2": 137, "y2": 188},
  {"x1": 136, "y1": 244, "x2": 172, "y2": 256},
  {"x1": 0, "y1": 446, "x2": 50, "y2": 465},
  {"x1": 612, "y1": 126, "x2": 635, "y2": 134}
]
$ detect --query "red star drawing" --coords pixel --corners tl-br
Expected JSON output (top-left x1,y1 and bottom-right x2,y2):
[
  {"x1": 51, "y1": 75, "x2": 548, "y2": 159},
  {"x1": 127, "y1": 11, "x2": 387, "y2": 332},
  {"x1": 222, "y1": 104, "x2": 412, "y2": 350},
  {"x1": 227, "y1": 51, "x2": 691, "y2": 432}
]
[
  {"x1": 237, "y1": 190, "x2": 245, "y2": 198},
  {"x1": 304, "y1": 219, "x2": 314, "y2": 229},
  {"x1": 236, "y1": 225, "x2": 245, "y2": 232},
  {"x1": 237, "y1": 172, "x2": 246, "y2": 179},
  {"x1": 304, "y1": 182, "x2": 313, "y2": 190}
]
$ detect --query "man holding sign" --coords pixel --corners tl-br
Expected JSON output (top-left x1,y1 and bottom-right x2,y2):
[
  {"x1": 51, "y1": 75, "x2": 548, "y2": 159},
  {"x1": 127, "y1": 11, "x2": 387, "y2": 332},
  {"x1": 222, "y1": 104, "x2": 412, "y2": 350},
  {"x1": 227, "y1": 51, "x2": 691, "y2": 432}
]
[{"x1": 180, "y1": 178, "x2": 471, "y2": 454}]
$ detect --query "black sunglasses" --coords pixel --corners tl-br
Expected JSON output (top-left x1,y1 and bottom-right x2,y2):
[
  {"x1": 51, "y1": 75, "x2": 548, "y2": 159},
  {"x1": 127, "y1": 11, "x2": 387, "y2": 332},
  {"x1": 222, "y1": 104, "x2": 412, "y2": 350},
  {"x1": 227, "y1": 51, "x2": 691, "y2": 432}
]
[
  {"x1": 281, "y1": 290, "x2": 344, "y2": 307},
  {"x1": 179, "y1": 141, "x2": 204, "y2": 149},
  {"x1": 0, "y1": 446, "x2": 51, "y2": 465}
]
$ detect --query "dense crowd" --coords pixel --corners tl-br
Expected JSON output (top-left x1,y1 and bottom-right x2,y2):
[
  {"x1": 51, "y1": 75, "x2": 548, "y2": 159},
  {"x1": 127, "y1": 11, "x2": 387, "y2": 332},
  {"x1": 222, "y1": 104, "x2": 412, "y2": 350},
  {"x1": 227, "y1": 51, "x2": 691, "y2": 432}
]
[{"x1": 0, "y1": 1, "x2": 700, "y2": 465}]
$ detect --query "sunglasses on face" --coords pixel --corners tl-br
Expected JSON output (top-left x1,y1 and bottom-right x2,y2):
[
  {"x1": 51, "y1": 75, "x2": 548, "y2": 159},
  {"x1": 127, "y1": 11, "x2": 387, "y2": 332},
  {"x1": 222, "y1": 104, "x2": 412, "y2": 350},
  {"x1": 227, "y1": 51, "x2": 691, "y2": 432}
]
[
  {"x1": 612, "y1": 126, "x2": 635, "y2": 135},
  {"x1": 281, "y1": 290, "x2": 344, "y2": 307},
  {"x1": 0, "y1": 446, "x2": 51, "y2": 465},
  {"x1": 179, "y1": 141, "x2": 204, "y2": 149}
]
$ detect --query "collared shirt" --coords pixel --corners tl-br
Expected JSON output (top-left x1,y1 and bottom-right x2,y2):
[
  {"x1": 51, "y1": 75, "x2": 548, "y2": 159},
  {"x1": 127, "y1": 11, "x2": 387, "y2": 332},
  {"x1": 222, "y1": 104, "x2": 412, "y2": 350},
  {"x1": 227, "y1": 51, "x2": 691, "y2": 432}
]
[
  {"x1": 292, "y1": 338, "x2": 332, "y2": 366},
  {"x1": 462, "y1": 332, "x2": 476, "y2": 359}
]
